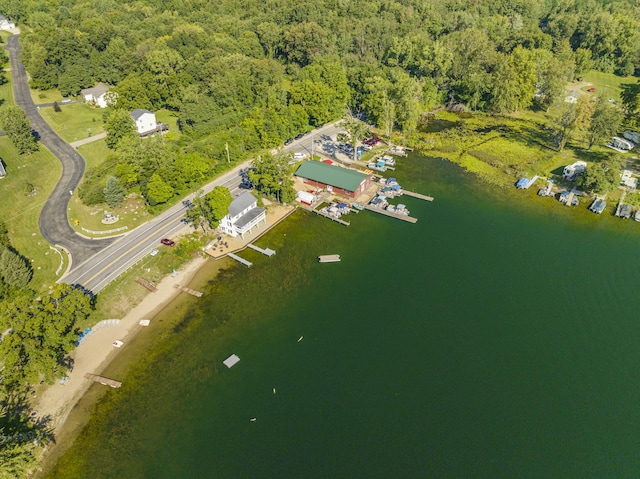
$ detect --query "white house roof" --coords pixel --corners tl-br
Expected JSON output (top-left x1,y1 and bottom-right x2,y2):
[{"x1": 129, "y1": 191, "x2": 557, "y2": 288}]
[
  {"x1": 131, "y1": 109, "x2": 152, "y2": 120},
  {"x1": 0, "y1": 161, "x2": 6, "y2": 176},
  {"x1": 81, "y1": 83, "x2": 110, "y2": 97},
  {"x1": 234, "y1": 207, "x2": 265, "y2": 228},
  {"x1": 228, "y1": 191, "x2": 256, "y2": 217}
]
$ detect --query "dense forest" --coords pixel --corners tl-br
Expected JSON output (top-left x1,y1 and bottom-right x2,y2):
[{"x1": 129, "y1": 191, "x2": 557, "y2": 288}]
[
  {"x1": 2, "y1": 0, "x2": 640, "y2": 209},
  {"x1": 2, "y1": 0, "x2": 640, "y2": 474}
]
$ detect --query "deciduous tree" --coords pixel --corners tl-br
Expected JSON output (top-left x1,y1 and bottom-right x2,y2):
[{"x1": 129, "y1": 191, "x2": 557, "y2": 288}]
[{"x1": 0, "y1": 107, "x2": 38, "y2": 154}]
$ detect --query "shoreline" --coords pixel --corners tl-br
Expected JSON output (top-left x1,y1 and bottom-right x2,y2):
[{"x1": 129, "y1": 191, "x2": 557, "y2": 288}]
[
  {"x1": 34, "y1": 204, "x2": 297, "y2": 475},
  {"x1": 35, "y1": 254, "x2": 210, "y2": 436}
]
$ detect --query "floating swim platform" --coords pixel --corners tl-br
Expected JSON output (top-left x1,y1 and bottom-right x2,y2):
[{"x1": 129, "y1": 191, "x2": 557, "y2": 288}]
[
  {"x1": 223, "y1": 354, "x2": 240, "y2": 368},
  {"x1": 318, "y1": 255, "x2": 341, "y2": 263}
]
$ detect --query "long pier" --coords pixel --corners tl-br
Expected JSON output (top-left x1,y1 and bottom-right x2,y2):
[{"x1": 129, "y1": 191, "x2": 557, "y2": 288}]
[
  {"x1": 402, "y1": 190, "x2": 434, "y2": 202},
  {"x1": 228, "y1": 253, "x2": 252, "y2": 267},
  {"x1": 364, "y1": 205, "x2": 418, "y2": 223},
  {"x1": 247, "y1": 243, "x2": 276, "y2": 256},
  {"x1": 85, "y1": 373, "x2": 122, "y2": 388}
]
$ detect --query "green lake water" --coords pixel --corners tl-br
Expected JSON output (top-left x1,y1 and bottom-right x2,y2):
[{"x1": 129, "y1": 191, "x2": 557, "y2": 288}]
[{"x1": 49, "y1": 156, "x2": 640, "y2": 478}]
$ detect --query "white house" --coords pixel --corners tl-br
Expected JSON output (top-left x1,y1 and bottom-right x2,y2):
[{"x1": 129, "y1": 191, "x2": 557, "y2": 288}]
[
  {"x1": 80, "y1": 83, "x2": 110, "y2": 108},
  {"x1": 621, "y1": 170, "x2": 638, "y2": 190},
  {"x1": 130, "y1": 109, "x2": 159, "y2": 136},
  {"x1": 0, "y1": 160, "x2": 6, "y2": 178},
  {"x1": 219, "y1": 191, "x2": 266, "y2": 238},
  {"x1": 562, "y1": 161, "x2": 587, "y2": 181},
  {"x1": 0, "y1": 16, "x2": 15, "y2": 30}
]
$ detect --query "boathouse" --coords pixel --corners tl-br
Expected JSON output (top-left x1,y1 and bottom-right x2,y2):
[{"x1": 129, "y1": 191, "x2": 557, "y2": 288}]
[
  {"x1": 219, "y1": 191, "x2": 266, "y2": 238},
  {"x1": 295, "y1": 161, "x2": 371, "y2": 198}
]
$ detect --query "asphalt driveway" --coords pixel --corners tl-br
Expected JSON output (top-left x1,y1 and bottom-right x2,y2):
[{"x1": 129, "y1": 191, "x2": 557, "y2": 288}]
[{"x1": 6, "y1": 35, "x2": 112, "y2": 270}]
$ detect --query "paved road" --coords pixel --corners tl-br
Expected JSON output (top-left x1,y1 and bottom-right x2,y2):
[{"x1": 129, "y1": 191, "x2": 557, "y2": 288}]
[
  {"x1": 62, "y1": 122, "x2": 344, "y2": 294},
  {"x1": 7, "y1": 34, "x2": 113, "y2": 268}
]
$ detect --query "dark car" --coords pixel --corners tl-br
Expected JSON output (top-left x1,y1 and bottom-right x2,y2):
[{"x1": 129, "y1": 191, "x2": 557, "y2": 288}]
[
  {"x1": 160, "y1": 238, "x2": 175, "y2": 246},
  {"x1": 284, "y1": 138, "x2": 293, "y2": 145},
  {"x1": 294, "y1": 133, "x2": 305, "y2": 140}
]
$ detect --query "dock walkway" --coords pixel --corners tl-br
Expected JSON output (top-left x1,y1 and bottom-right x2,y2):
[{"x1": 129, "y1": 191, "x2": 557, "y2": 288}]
[
  {"x1": 364, "y1": 205, "x2": 418, "y2": 223},
  {"x1": 85, "y1": 373, "x2": 122, "y2": 388},
  {"x1": 228, "y1": 253, "x2": 253, "y2": 267},
  {"x1": 174, "y1": 284, "x2": 203, "y2": 297},
  {"x1": 616, "y1": 190, "x2": 627, "y2": 217},
  {"x1": 311, "y1": 208, "x2": 350, "y2": 226},
  {"x1": 402, "y1": 190, "x2": 434, "y2": 202},
  {"x1": 248, "y1": 243, "x2": 276, "y2": 256}
]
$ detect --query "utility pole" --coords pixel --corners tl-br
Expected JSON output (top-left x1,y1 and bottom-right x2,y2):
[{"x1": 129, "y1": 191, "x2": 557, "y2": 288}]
[{"x1": 225, "y1": 142, "x2": 230, "y2": 164}]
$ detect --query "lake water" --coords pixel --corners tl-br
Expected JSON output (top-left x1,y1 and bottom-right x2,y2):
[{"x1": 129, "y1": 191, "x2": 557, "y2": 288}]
[{"x1": 48, "y1": 156, "x2": 640, "y2": 478}]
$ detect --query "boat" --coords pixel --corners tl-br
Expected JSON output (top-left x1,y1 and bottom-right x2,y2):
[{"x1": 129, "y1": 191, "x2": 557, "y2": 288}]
[
  {"x1": 297, "y1": 336, "x2": 304, "y2": 342},
  {"x1": 250, "y1": 418, "x2": 257, "y2": 422},
  {"x1": 352, "y1": 203, "x2": 364, "y2": 211}
]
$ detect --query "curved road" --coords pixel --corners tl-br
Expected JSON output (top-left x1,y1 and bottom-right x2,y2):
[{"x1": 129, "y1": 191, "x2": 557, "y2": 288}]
[{"x1": 6, "y1": 34, "x2": 113, "y2": 269}]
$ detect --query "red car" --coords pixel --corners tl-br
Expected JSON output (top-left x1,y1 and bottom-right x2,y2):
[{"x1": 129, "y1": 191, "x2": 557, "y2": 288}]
[
  {"x1": 587, "y1": 87, "x2": 596, "y2": 92},
  {"x1": 160, "y1": 238, "x2": 175, "y2": 246}
]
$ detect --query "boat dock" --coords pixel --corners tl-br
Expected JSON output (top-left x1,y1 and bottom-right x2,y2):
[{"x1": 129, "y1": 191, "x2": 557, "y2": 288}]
[
  {"x1": 228, "y1": 253, "x2": 253, "y2": 267},
  {"x1": 84, "y1": 373, "x2": 122, "y2": 388},
  {"x1": 364, "y1": 204, "x2": 418, "y2": 223},
  {"x1": 615, "y1": 190, "x2": 627, "y2": 217},
  {"x1": 174, "y1": 284, "x2": 203, "y2": 297},
  {"x1": 247, "y1": 243, "x2": 276, "y2": 256},
  {"x1": 402, "y1": 190, "x2": 434, "y2": 201},
  {"x1": 318, "y1": 254, "x2": 341, "y2": 263},
  {"x1": 311, "y1": 208, "x2": 350, "y2": 226}
]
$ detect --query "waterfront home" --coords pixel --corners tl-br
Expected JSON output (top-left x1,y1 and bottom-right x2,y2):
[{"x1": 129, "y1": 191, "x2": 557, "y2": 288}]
[
  {"x1": 295, "y1": 161, "x2": 371, "y2": 199},
  {"x1": 562, "y1": 161, "x2": 587, "y2": 181},
  {"x1": 618, "y1": 204, "x2": 632, "y2": 219},
  {"x1": 219, "y1": 191, "x2": 266, "y2": 238}
]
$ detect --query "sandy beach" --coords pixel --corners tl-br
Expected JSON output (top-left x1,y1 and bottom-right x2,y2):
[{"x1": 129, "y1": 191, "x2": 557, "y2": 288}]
[
  {"x1": 35, "y1": 254, "x2": 209, "y2": 434},
  {"x1": 35, "y1": 203, "x2": 296, "y2": 437}
]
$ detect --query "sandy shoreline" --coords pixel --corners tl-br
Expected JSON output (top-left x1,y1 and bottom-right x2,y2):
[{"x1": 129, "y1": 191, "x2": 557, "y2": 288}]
[
  {"x1": 35, "y1": 254, "x2": 210, "y2": 435},
  {"x1": 35, "y1": 203, "x2": 297, "y2": 460}
]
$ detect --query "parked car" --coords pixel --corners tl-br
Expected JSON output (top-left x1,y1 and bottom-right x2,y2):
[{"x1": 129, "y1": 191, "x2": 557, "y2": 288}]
[
  {"x1": 160, "y1": 238, "x2": 175, "y2": 246},
  {"x1": 587, "y1": 87, "x2": 596, "y2": 92},
  {"x1": 284, "y1": 138, "x2": 293, "y2": 145}
]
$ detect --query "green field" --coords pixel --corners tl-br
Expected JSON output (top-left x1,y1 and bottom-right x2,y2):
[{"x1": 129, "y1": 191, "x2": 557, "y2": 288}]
[
  {"x1": 0, "y1": 137, "x2": 66, "y2": 289},
  {"x1": 39, "y1": 103, "x2": 105, "y2": 143},
  {"x1": 580, "y1": 70, "x2": 638, "y2": 101},
  {"x1": 77, "y1": 138, "x2": 110, "y2": 170},
  {"x1": 30, "y1": 87, "x2": 65, "y2": 105}
]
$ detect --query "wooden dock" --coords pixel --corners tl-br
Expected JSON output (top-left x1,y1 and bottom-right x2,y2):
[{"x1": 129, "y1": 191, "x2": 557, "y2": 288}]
[
  {"x1": 318, "y1": 254, "x2": 341, "y2": 263},
  {"x1": 85, "y1": 373, "x2": 122, "y2": 388},
  {"x1": 136, "y1": 278, "x2": 157, "y2": 292},
  {"x1": 174, "y1": 284, "x2": 203, "y2": 297},
  {"x1": 228, "y1": 253, "x2": 252, "y2": 267},
  {"x1": 364, "y1": 205, "x2": 418, "y2": 223},
  {"x1": 247, "y1": 243, "x2": 276, "y2": 256},
  {"x1": 402, "y1": 190, "x2": 434, "y2": 201},
  {"x1": 311, "y1": 208, "x2": 350, "y2": 226}
]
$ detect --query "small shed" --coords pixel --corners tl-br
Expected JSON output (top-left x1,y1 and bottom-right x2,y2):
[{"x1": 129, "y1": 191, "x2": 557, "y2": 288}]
[
  {"x1": 0, "y1": 161, "x2": 6, "y2": 178},
  {"x1": 296, "y1": 190, "x2": 315, "y2": 205}
]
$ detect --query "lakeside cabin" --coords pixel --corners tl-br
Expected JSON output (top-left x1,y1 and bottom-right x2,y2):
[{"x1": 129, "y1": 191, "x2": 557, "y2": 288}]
[
  {"x1": 294, "y1": 161, "x2": 371, "y2": 199},
  {"x1": 589, "y1": 199, "x2": 607, "y2": 214},
  {"x1": 81, "y1": 83, "x2": 111, "y2": 108}
]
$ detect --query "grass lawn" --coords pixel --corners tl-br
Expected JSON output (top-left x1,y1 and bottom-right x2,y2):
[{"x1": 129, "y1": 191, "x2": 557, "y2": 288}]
[
  {"x1": 410, "y1": 110, "x2": 619, "y2": 189},
  {"x1": 0, "y1": 71, "x2": 14, "y2": 112},
  {"x1": 580, "y1": 70, "x2": 638, "y2": 101},
  {"x1": 67, "y1": 193, "x2": 152, "y2": 237},
  {"x1": 30, "y1": 87, "x2": 65, "y2": 105},
  {"x1": 0, "y1": 137, "x2": 66, "y2": 289},
  {"x1": 39, "y1": 103, "x2": 105, "y2": 143},
  {"x1": 77, "y1": 138, "x2": 111, "y2": 170},
  {"x1": 156, "y1": 108, "x2": 181, "y2": 140}
]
